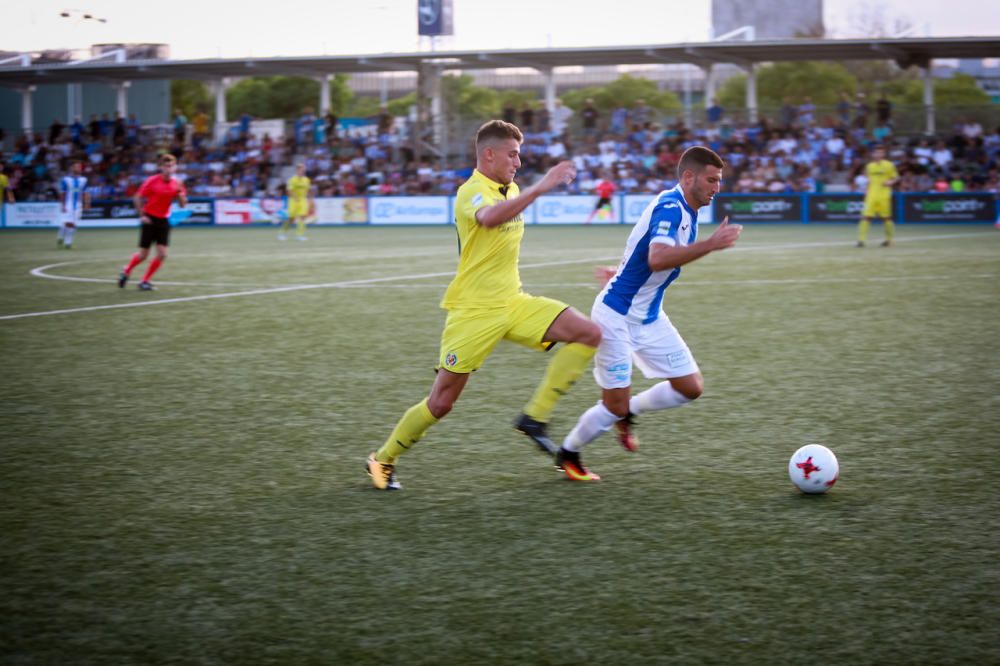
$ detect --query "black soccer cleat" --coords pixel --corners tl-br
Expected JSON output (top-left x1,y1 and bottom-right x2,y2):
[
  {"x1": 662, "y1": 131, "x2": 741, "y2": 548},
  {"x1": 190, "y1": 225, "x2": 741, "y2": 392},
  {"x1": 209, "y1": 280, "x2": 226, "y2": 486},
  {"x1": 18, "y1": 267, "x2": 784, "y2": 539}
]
[
  {"x1": 514, "y1": 413, "x2": 557, "y2": 456},
  {"x1": 118, "y1": 270, "x2": 129, "y2": 288},
  {"x1": 554, "y1": 447, "x2": 601, "y2": 482},
  {"x1": 138, "y1": 281, "x2": 155, "y2": 291}
]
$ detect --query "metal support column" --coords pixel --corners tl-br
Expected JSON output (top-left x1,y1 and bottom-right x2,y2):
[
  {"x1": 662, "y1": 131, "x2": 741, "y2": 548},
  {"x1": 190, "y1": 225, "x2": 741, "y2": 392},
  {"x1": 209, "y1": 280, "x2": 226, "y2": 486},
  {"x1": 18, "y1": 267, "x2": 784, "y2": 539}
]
[
  {"x1": 923, "y1": 65, "x2": 935, "y2": 135},
  {"x1": 21, "y1": 86, "x2": 35, "y2": 136},
  {"x1": 318, "y1": 74, "x2": 331, "y2": 116},
  {"x1": 542, "y1": 67, "x2": 556, "y2": 114},
  {"x1": 703, "y1": 65, "x2": 716, "y2": 109},
  {"x1": 745, "y1": 64, "x2": 758, "y2": 124},
  {"x1": 211, "y1": 78, "x2": 229, "y2": 141},
  {"x1": 115, "y1": 81, "x2": 130, "y2": 117}
]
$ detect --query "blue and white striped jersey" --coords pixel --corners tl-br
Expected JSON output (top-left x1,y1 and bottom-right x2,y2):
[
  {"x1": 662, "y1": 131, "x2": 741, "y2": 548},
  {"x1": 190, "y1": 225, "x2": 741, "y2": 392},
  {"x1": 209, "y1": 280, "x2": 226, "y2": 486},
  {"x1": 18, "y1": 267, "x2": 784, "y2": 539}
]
[
  {"x1": 599, "y1": 185, "x2": 698, "y2": 325},
  {"x1": 60, "y1": 175, "x2": 88, "y2": 209}
]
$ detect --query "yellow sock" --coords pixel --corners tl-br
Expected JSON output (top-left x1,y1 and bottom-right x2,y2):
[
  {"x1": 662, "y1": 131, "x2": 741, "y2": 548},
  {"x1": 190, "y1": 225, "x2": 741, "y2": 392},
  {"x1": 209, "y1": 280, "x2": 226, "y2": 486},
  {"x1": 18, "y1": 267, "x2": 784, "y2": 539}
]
[
  {"x1": 522, "y1": 342, "x2": 597, "y2": 422},
  {"x1": 296, "y1": 217, "x2": 306, "y2": 237},
  {"x1": 858, "y1": 218, "x2": 870, "y2": 243},
  {"x1": 884, "y1": 218, "x2": 894, "y2": 242},
  {"x1": 376, "y1": 398, "x2": 439, "y2": 464}
]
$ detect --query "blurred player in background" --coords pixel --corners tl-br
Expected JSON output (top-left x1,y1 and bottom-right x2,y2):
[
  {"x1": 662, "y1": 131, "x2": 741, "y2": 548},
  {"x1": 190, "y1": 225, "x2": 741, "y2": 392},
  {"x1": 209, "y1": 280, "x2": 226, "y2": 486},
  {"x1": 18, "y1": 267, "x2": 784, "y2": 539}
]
[
  {"x1": 857, "y1": 145, "x2": 899, "y2": 247},
  {"x1": 279, "y1": 163, "x2": 313, "y2": 241},
  {"x1": 118, "y1": 154, "x2": 187, "y2": 291},
  {"x1": 0, "y1": 162, "x2": 15, "y2": 220},
  {"x1": 56, "y1": 160, "x2": 89, "y2": 249},
  {"x1": 557, "y1": 147, "x2": 742, "y2": 481},
  {"x1": 586, "y1": 171, "x2": 616, "y2": 223},
  {"x1": 365, "y1": 119, "x2": 602, "y2": 490}
]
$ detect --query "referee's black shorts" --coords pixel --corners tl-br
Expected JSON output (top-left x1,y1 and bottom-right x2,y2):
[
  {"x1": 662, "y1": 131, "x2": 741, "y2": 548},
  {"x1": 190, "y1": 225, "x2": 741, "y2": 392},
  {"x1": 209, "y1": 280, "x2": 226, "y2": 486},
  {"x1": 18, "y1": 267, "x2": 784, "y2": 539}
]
[{"x1": 139, "y1": 215, "x2": 170, "y2": 248}]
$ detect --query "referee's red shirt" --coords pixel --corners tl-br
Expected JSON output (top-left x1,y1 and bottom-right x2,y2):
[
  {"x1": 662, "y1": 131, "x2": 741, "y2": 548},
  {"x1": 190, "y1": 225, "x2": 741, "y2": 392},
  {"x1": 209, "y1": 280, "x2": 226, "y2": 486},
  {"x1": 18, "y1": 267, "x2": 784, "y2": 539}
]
[{"x1": 137, "y1": 175, "x2": 186, "y2": 218}]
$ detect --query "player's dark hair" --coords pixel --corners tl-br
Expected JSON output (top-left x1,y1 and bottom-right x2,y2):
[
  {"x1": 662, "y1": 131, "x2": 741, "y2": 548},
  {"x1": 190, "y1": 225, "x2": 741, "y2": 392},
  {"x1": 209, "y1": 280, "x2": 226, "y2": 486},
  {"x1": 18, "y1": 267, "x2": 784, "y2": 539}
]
[
  {"x1": 677, "y1": 146, "x2": 725, "y2": 179},
  {"x1": 158, "y1": 153, "x2": 177, "y2": 165},
  {"x1": 476, "y1": 120, "x2": 523, "y2": 151}
]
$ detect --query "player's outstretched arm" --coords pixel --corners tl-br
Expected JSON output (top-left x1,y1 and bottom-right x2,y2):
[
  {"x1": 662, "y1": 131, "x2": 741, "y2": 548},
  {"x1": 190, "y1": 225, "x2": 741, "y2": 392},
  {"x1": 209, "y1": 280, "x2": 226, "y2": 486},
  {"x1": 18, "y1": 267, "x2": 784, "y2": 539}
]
[
  {"x1": 476, "y1": 161, "x2": 576, "y2": 228},
  {"x1": 648, "y1": 216, "x2": 742, "y2": 272}
]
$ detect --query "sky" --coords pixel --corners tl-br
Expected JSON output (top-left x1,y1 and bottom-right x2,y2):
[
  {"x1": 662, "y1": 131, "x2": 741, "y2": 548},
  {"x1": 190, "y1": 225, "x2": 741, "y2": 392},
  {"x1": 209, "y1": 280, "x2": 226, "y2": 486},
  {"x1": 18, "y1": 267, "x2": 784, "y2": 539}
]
[{"x1": 6, "y1": 0, "x2": 1000, "y2": 61}]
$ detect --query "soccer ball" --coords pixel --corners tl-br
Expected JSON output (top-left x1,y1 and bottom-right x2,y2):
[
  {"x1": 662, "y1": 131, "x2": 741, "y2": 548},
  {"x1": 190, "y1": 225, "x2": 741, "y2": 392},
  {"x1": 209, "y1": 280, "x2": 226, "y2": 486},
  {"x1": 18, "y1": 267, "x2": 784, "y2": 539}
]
[{"x1": 788, "y1": 444, "x2": 839, "y2": 494}]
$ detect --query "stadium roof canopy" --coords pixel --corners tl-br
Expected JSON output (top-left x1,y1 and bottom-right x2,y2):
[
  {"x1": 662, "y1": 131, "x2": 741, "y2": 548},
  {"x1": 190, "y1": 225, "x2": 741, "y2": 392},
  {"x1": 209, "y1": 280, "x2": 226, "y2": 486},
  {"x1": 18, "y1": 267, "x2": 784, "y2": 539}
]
[{"x1": 1, "y1": 36, "x2": 997, "y2": 86}]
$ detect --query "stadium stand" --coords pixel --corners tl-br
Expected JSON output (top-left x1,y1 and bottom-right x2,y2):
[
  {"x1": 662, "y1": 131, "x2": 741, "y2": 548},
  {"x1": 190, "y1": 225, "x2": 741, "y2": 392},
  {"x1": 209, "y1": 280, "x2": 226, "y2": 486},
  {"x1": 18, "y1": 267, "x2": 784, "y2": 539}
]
[{"x1": 2, "y1": 104, "x2": 998, "y2": 202}]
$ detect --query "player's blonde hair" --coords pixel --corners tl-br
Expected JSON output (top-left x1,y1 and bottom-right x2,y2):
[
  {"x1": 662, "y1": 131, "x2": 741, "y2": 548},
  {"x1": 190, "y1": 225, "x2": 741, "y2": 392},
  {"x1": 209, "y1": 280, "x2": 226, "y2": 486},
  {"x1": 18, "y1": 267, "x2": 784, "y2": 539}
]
[{"x1": 475, "y1": 120, "x2": 523, "y2": 152}]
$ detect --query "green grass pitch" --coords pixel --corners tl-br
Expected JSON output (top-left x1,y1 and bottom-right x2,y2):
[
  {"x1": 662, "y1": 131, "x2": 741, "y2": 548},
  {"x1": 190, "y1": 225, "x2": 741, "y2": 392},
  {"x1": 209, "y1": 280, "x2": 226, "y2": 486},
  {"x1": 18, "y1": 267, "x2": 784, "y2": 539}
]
[{"x1": 1, "y1": 223, "x2": 998, "y2": 664}]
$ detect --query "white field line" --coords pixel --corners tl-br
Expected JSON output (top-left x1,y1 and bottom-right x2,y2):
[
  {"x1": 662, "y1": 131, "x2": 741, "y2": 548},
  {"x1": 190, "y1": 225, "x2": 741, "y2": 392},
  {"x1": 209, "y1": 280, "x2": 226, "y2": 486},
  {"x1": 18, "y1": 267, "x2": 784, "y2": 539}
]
[
  {"x1": 5, "y1": 232, "x2": 996, "y2": 322},
  {"x1": 29, "y1": 262, "x2": 305, "y2": 288},
  {"x1": 339, "y1": 274, "x2": 999, "y2": 289}
]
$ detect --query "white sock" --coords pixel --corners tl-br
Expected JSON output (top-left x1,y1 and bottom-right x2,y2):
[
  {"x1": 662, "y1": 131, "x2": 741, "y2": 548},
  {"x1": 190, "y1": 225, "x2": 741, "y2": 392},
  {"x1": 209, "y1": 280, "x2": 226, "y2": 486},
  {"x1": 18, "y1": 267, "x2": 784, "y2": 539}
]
[
  {"x1": 563, "y1": 401, "x2": 620, "y2": 452},
  {"x1": 64, "y1": 226, "x2": 76, "y2": 245},
  {"x1": 630, "y1": 381, "x2": 692, "y2": 415},
  {"x1": 57, "y1": 225, "x2": 66, "y2": 241}
]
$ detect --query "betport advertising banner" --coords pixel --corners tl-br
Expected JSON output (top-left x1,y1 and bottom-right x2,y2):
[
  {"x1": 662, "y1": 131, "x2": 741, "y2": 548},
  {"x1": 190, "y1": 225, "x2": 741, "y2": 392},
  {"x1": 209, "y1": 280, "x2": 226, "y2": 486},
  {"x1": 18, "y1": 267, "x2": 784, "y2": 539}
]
[
  {"x1": 808, "y1": 194, "x2": 866, "y2": 223},
  {"x1": 901, "y1": 193, "x2": 997, "y2": 223},
  {"x1": 713, "y1": 194, "x2": 803, "y2": 222}
]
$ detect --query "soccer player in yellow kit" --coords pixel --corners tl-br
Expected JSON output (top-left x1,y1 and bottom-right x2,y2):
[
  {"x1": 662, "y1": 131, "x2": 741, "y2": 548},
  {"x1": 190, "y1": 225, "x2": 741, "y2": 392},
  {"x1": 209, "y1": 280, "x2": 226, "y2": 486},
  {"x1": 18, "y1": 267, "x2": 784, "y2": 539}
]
[
  {"x1": 366, "y1": 119, "x2": 602, "y2": 490},
  {"x1": 280, "y1": 163, "x2": 313, "y2": 241},
  {"x1": 857, "y1": 145, "x2": 899, "y2": 247}
]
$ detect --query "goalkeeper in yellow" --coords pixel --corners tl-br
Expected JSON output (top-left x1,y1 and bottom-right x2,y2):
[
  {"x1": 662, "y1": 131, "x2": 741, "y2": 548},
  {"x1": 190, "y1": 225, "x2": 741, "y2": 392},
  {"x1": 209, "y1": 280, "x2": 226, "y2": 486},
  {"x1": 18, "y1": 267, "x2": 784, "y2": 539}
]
[
  {"x1": 857, "y1": 145, "x2": 899, "y2": 247},
  {"x1": 366, "y1": 119, "x2": 603, "y2": 490},
  {"x1": 279, "y1": 163, "x2": 313, "y2": 241}
]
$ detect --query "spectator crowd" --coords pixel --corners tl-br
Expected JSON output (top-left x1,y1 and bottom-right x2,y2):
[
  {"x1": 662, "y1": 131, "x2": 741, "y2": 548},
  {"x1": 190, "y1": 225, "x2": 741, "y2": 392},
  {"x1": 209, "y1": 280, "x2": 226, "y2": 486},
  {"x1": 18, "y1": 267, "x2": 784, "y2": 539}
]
[{"x1": 2, "y1": 94, "x2": 999, "y2": 205}]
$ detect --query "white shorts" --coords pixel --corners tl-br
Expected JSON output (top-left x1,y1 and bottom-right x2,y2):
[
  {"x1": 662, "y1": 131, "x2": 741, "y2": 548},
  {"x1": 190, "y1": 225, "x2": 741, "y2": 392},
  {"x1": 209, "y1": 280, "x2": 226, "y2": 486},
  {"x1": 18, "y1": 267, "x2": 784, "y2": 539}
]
[
  {"x1": 62, "y1": 205, "x2": 83, "y2": 224},
  {"x1": 591, "y1": 301, "x2": 700, "y2": 389}
]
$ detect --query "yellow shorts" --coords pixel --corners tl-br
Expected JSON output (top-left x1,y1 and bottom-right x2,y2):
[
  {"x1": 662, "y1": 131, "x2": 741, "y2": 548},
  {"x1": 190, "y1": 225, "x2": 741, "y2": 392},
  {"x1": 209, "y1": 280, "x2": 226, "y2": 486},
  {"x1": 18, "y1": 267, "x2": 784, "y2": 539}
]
[
  {"x1": 438, "y1": 292, "x2": 569, "y2": 373},
  {"x1": 862, "y1": 195, "x2": 892, "y2": 219},
  {"x1": 287, "y1": 199, "x2": 309, "y2": 219}
]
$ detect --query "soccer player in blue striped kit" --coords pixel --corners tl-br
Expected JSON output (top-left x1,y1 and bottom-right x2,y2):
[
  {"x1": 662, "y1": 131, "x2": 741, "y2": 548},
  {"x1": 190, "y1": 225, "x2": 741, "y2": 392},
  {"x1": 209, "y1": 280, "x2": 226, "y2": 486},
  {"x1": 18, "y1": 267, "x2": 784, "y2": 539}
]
[
  {"x1": 555, "y1": 146, "x2": 742, "y2": 481},
  {"x1": 57, "y1": 161, "x2": 89, "y2": 249}
]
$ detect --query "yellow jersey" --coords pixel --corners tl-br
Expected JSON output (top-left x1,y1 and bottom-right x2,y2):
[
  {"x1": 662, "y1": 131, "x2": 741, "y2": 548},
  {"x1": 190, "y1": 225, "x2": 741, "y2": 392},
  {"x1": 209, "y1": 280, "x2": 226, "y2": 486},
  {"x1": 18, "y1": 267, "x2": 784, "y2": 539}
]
[
  {"x1": 0, "y1": 173, "x2": 8, "y2": 205},
  {"x1": 287, "y1": 175, "x2": 311, "y2": 201},
  {"x1": 864, "y1": 159, "x2": 898, "y2": 200},
  {"x1": 441, "y1": 169, "x2": 525, "y2": 309}
]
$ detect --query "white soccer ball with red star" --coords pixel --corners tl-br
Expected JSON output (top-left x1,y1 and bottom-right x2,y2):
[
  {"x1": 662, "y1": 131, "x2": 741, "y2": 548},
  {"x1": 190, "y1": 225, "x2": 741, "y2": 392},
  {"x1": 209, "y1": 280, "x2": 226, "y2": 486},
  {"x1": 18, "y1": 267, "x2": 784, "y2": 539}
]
[{"x1": 788, "y1": 444, "x2": 839, "y2": 494}]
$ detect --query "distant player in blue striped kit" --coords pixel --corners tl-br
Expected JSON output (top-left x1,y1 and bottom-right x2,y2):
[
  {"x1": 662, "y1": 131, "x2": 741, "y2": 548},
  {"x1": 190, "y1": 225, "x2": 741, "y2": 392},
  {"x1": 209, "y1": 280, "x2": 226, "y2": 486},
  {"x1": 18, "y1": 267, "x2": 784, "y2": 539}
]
[
  {"x1": 57, "y1": 161, "x2": 89, "y2": 249},
  {"x1": 555, "y1": 146, "x2": 742, "y2": 481}
]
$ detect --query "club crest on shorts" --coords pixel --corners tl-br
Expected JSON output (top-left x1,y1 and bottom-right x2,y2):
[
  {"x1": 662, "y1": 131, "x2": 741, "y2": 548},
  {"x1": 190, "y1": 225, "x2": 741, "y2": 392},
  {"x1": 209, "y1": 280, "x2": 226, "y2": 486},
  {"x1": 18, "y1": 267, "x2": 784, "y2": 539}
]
[{"x1": 444, "y1": 352, "x2": 458, "y2": 367}]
